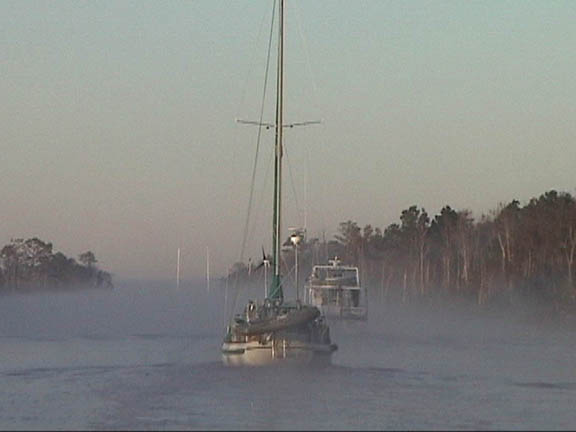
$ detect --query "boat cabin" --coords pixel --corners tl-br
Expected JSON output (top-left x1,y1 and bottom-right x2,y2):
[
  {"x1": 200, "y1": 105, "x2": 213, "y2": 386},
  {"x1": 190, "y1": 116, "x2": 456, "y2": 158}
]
[{"x1": 306, "y1": 257, "x2": 367, "y2": 321}]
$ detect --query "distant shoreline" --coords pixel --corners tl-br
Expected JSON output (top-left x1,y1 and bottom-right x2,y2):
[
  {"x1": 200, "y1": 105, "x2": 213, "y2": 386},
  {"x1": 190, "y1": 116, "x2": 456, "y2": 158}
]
[{"x1": 0, "y1": 238, "x2": 112, "y2": 294}]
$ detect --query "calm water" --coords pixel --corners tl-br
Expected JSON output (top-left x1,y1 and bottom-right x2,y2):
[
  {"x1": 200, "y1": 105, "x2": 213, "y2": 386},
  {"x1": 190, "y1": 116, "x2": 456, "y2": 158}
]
[{"x1": 1, "y1": 281, "x2": 576, "y2": 430}]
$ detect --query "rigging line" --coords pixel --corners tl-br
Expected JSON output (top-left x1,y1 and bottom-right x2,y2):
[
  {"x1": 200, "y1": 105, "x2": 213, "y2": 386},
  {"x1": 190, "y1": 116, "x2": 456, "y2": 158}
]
[
  {"x1": 238, "y1": 0, "x2": 276, "y2": 265},
  {"x1": 315, "y1": 121, "x2": 330, "y2": 242},
  {"x1": 247, "y1": 148, "x2": 274, "y2": 251},
  {"x1": 283, "y1": 137, "x2": 303, "y2": 225},
  {"x1": 293, "y1": 1, "x2": 325, "y2": 238},
  {"x1": 231, "y1": 0, "x2": 277, "y2": 321},
  {"x1": 292, "y1": 1, "x2": 322, "y2": 115},
  {"x1": 234, "y1": 3, "x2": 274, "y2": 121},
  {"x1": 228, "y1": 1, "x2": 272, "y2": 196},
  {"x1": 279, "y1": 251, "x2": 296, "y2": 295},
  {"x1": 303, "y1": 128, "x2": 310, "y2": 234},
  {"x1": 248, "y1": 132, "x2": 316, "y2": 252}
]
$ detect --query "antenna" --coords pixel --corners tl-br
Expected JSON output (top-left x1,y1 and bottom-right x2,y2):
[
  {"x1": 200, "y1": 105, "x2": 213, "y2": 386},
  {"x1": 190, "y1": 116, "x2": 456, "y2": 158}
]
[
  {"x1": 176, "y1": 248, "x2": 181, "y2": 290},
  {"x1": 262, "y1": 246, "x2": 270, "y2": 298},
  {"x1": 224, "y1": 267, "x2": 230, "y2": 318},
  {"x1": 289, "y1": 227, "x2": 305, "y2": 301},
  {"x1": 206, "y1": 246, "x2": 210, "y2": 293}
]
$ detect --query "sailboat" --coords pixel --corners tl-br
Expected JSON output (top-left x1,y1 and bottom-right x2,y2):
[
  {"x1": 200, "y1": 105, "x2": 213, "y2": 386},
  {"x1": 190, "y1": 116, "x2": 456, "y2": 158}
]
[{"x1": 221, "y1": 0, "x2": 337, "y2": 367}]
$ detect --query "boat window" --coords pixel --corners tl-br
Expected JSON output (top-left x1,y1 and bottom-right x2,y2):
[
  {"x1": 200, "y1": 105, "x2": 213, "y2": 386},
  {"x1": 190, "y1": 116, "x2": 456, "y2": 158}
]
[
  {"x1": 312, "y1": 268, "x2": 357, "y2": 283},
  {"x1": 328, "y1": 269, "x2": 356, "y2": 284}
]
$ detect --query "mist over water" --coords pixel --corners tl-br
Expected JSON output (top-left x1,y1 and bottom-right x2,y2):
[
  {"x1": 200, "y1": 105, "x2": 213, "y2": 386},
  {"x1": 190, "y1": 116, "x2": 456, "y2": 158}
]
[{"x1": 2, "y1": 280, "x2": 576, "y2": 430}]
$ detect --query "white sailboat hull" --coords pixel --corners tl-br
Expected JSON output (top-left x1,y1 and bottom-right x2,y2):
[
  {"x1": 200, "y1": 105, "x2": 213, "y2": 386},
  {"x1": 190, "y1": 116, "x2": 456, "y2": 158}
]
[{"x1": 221, "y1": 340, "x2": 336, "y2": 367}]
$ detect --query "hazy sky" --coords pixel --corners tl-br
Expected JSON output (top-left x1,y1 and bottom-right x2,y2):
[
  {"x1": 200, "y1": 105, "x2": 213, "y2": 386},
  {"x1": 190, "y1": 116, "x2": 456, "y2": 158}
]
[{"x1": 2, "y1": 0, "x2": 575, "y2": 281}]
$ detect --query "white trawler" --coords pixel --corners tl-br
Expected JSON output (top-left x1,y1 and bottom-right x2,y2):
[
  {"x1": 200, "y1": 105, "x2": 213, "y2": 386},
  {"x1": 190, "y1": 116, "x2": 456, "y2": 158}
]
[
  {"x1": 306, "y1": 257, "x2": 368, "y2": 321},
  {"x1": 221, "y1": 0, "x2": 337, "y2": 367}
]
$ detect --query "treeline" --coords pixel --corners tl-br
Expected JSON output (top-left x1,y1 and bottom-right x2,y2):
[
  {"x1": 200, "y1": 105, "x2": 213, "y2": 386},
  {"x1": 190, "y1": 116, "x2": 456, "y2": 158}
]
[
  {"x1": 0, "y1": 237, "x2": 113, "y2": 293},
  {"x1": 230, "y1": 190, "x2": 576, "y2": 308}
]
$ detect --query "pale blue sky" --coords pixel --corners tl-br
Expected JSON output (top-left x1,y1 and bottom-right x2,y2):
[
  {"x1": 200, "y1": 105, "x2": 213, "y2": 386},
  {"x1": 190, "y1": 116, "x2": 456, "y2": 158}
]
[{"x1": 1, "y1": 1, "x2": 575, "y2": 280}]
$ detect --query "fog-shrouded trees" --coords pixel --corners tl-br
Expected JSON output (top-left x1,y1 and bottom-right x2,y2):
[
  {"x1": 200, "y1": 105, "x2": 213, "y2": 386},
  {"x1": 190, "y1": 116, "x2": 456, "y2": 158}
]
[
  {"x1": 227, "y1": 189, "x2": 576, "y2": 310},
  {"x1": 0, "y1": 238, "x2": 112, "y2": 292},
  {"x1": 366, "y1": 190, "x2": 576, "y2": 307}
]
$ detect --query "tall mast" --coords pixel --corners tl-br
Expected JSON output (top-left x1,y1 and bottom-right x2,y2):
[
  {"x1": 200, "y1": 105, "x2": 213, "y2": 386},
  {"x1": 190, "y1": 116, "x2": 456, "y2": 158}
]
[{"x1": 270, "y1": 0, "x2": 284, "y2": 301}]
